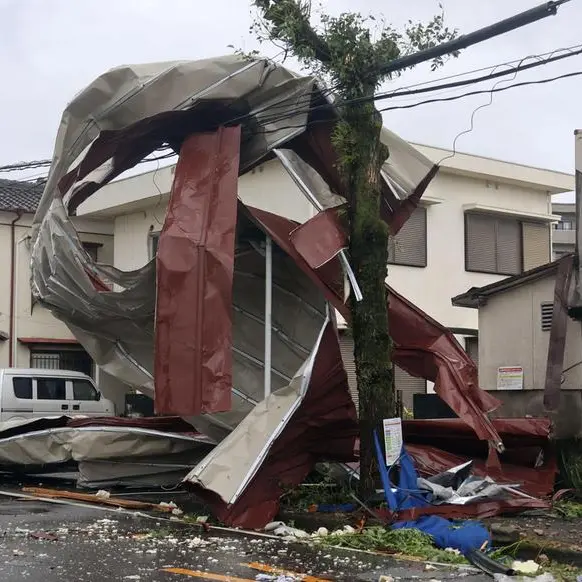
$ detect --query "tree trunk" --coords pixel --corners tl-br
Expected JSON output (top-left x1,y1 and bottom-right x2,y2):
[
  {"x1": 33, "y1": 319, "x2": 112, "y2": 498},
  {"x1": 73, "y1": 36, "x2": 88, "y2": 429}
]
[{"x1": 342, "y1": 105, "x2": 397, "y2": 499}]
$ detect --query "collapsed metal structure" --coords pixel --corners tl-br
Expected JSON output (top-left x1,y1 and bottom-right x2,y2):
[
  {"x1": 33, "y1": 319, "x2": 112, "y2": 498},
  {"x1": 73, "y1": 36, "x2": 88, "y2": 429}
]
[{"x1": 30, "y1": 56, "x2": 516, "y2": 527}]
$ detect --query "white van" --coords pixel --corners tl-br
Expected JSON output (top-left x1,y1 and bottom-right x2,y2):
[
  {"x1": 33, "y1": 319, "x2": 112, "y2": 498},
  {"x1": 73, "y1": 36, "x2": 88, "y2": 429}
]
[{"x1": 0, "y1": 368, "x2": 115, "y2": 422}]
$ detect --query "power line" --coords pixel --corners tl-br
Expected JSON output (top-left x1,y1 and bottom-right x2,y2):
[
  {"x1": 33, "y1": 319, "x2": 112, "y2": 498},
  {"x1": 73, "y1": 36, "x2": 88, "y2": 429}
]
[
  {"x1": 377, "y1": 68, "x2": 582, "y2": 113},
  {"x1": 229, "y1": 67, "x2": 582, "y2": 140},
  {"x1": 2, "y1": 40, "x2": 581, "y2": 175},
  {"x1": 0, "y1": 148, "x2": 177, "y2": 175},
  {"x1": 248, "y1": 44, "x2": 582, "y2": 129}
]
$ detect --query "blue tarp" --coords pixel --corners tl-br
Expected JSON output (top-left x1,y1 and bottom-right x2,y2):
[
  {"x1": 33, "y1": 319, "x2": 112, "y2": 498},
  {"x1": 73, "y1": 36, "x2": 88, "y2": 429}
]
[{"x1": 373, "y1": 429, "x2": 491, "y2": 555}]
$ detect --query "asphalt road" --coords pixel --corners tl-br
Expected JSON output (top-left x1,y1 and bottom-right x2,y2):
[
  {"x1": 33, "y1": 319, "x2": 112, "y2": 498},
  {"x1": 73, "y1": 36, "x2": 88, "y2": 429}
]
[{"x1": 0, "y1": 494, "x2": 490, "y2": 581}]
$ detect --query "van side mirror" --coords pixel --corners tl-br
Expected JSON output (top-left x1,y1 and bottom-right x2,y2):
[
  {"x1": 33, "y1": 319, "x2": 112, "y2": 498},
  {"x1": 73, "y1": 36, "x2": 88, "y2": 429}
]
[{"x1": 96, "y1": 391, "x2": 102, "y2": 401}]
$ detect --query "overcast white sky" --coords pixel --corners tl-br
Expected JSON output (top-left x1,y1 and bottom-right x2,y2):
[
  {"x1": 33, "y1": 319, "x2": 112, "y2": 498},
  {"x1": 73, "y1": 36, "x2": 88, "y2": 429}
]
[{"x1": 1, "y1": 0, "x2": 581, "y2": 198}]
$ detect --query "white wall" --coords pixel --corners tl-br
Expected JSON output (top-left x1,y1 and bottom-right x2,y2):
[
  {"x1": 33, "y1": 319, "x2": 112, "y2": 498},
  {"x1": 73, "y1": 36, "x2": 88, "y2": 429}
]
[
  {"x1": 478, "y1": 273, "x2": 582, "y2": 392},
  {"x1": 391, "y1": 171, "x2": 552, "y2": 330},
  {"x1": 90, "y1": 156, "x2": 556, "y2": 334},
  {"x1": 0, "y1": 211, "x2": 114, "y2": 369}
]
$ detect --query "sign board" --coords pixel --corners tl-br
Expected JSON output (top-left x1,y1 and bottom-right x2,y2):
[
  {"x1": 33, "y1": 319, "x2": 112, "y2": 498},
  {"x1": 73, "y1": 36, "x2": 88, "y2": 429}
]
[
  {"x1": 382, "y1": 417, "x2": 403, "y2": 467},
  {"x1": 497, "y1": 366, "x2": 524, "y2": 391}
]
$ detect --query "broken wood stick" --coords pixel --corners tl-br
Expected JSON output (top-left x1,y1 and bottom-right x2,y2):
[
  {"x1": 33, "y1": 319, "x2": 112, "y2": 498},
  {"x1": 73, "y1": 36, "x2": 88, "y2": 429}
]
[{"x1": 21, "y1": 487, "x2": 175, "y2": 513}]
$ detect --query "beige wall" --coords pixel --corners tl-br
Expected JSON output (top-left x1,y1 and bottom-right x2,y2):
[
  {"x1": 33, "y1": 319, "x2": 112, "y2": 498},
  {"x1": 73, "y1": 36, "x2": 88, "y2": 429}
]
[
  {"x1": 477, "y1": 273, "x2": 582, "y2": 392},
  {"x1": 112, "y1": 159, "x2": 317, "y2": 272},
  {"x1": 389, "y1": 171, "x2": 552, "y2": 330},
  {"x1": 83, "y1": 154, "x2": 558, "y2": 333},
  {"x1": 0, "y1": 211, "x2": 114, "y2": 369}
]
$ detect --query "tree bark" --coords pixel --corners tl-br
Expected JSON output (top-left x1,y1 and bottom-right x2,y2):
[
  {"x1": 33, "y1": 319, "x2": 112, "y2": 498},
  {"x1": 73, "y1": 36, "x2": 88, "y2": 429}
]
[{"x1": 343, "y1": 104, "x2": 397, "y2": 499}]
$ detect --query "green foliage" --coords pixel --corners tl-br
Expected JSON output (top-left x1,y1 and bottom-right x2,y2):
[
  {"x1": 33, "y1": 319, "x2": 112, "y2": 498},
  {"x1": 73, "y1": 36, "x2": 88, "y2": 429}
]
[
  {"x1": 319, "y1": 526, "x2": 467, "y2": 564},
  {"x1": 554, "y1": 500, "x2": 582, "y2": 519},
  {"x1": 279, "y1": 472, "x2": 354, "y2": 511},
  {"x1": 250, "y1": 1, "x2": 458, "y2": 91},
  {"x1": 557, "y1": 438, "x2": 582, "y2": 490},
  {"x1": 404, "y1": 4, "x2": 460, "y2": 71}
]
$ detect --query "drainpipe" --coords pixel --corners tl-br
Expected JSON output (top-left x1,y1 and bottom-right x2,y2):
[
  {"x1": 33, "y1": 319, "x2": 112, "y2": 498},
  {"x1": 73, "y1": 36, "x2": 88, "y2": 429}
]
[
  {"x1": 9, "y1": 211, "x2": 23, "y2": 367},
  {"x1": 13, "y1": 233, "x2": 30, "y2": 368}
]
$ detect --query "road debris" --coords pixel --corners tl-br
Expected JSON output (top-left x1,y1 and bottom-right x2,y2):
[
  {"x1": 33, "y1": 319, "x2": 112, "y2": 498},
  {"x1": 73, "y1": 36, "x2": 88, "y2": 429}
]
[{"x1": 21, "y1": 487, "x2": 184, "y2": 515}]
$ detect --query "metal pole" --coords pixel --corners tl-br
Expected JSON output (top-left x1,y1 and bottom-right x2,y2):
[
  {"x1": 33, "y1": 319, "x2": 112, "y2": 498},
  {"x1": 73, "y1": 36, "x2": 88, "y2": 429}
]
[
  {"x1": 272, "y1": 149, "x2": 363, "y2": 301},
  {"x1": 380, "y1": 1, "x2": 569, "y2": 77},
  {"x1": 575, "y1": 130, "x2": 582, "y2": 300},
  {"x1": 264, "y1": 235, "x2": 273, "y2": 399}
]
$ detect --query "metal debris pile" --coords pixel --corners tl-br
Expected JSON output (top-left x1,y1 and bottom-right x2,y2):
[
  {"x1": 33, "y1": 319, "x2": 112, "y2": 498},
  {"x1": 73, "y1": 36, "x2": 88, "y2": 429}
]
[{"x1": 10, "y1": 54, "x2": 558, "y2": 529}]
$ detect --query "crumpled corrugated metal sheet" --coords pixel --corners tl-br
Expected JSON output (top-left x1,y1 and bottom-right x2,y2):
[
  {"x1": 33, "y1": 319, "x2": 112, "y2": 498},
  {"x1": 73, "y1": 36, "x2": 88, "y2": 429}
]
[
  {"x1": 30, "y1": 55, "x2": 437, "y2": 407},
  {"x1": 184, "y1": 319, "x2": 359, "y2": 528},
  {"x1": 403, "y1": 418, "x2": 555, "y2": 499},
  {"x1": 27, "y1": 56, "x2": 511, "y2": 526},
  {"x1": 271, "y1": 203, "x2": 503, "y2": 447},
  {"x1": 155, "y1": 128, "x2": 241, "y2": 416}
]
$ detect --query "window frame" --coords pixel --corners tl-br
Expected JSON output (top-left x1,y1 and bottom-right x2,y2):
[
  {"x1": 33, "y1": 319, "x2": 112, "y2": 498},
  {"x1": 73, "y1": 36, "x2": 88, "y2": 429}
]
[
  {"x1": 82, "y1": 241, "x2": 102, "y2": 262},
  {"x1": 29, "y1": 345, "x2": 95, "y2": 379},
  {"x1": 12, "y1": 377, "x2": 33, "y2": 400},
  {"x1": 387, "y1": 206, "x2": 428, "y2": 268},
  {"x1": 464, "y1": 213, "x2": 524, "y2": 276},
  {"x1": 71, "y1": 378, "x2": 100, "y2": 401},
  {"x1": 36, "y1": 377, "x2": 67, "y2": 401}
]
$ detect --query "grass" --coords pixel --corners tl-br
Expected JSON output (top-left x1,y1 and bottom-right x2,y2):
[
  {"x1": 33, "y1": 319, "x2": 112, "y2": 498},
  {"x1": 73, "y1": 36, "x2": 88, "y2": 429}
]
[
  {"x1": 557, "y1": 438, "x2": 582, "y2": 490},
  {"x1": 279, "y1": 472, "x2": 354, "y2": 512},
  {"x1": 554, "y1": 500, "x2": 582, "y2": 520}
]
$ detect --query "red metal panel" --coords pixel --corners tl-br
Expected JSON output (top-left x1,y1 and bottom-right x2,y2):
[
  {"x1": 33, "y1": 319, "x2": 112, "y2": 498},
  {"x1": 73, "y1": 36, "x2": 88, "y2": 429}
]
[
  {"x1": 155, "y1": 127, "x2": 241, "y2": 416},
  {"x1": 188, "y1": 322, "x2": 359, "y2": 529},
  {"x1": 290, "y1": 207, "x2": 347, "y2": 269},
  {"x1": 282, "y1": 206, "x2": 503, "y2": 445}
]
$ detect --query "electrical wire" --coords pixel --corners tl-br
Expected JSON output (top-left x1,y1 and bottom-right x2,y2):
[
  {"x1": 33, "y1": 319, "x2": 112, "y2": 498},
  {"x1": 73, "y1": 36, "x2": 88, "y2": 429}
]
[
  {"x1": 2, "y1": 43, "x2": 582, "y2": 174},
  {"x1": 244, "y1": 44, "x2": 582, "y2": 130},
  {"x1": 195, "y1": 66, "x2": 582, "y2": 144}
]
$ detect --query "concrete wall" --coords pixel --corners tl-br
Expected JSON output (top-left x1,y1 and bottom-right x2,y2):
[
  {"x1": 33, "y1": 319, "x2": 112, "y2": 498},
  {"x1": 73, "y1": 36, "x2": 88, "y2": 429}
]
[
  {"x1": 0, "y1": 211, "x2": 114, "y2": 369},
  {"x1": 478, "y1": 272, "x2": 582, "y2": 393}
]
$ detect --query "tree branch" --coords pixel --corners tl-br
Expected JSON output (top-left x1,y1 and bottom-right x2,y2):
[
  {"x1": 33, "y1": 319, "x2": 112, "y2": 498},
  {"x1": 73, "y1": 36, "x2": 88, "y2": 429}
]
[{"x1": 254, "y1": 0, "x2": 331, "y2": 64}]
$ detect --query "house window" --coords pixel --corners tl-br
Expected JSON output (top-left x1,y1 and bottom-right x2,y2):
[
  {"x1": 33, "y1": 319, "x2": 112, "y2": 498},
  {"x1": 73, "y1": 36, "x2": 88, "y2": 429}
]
[
  {"x1": 465, "y1": 213, "x2": 550, "y2": 275},
  {"x1": 30, "y1": 347, "x2": 94, "y2": 378},
  {"x1": 465, "y1": 336, "x2": 479, "y2": 367},
  {"x1": 541, "y1": 302, "x2": 553, "y2": 331},
  {"x1": 555, "y1": 220, "x2": 575, "y2": 231},
  {"x1": 388, "y1": 206, "x2": 427, "y2": 267},
  {"x1": 465, "y1": 214, "x2": 521, "y2": 275},
  {"x1": 395, "y1": 365, "x2": 426, "y2": 412},
  {"x1": 149, "y1": 232, "x2": 160, "y2": 260},
  {"x1": 82, "y1": 242, "x2": 101, "y2": 262}
]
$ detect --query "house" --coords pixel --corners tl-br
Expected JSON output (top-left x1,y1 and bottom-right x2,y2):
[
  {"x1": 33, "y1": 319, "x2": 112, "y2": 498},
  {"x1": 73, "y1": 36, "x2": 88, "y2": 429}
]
[
  {"x1": 552, "y1": 202, "x2": 576, "y2": 258},
  {"x1": 451, "y1": 255, "x2": 582, "y2": 438},
  {"x1": 76, "y1": 141, "x2": 573, "y2": 410},
  {"x1": 0, "y1": 179, "x2": 114, "y2": 378}
]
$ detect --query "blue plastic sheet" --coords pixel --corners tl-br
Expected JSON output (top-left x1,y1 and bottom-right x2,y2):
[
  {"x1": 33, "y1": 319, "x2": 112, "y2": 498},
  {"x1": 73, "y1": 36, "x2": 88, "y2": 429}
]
[
  {"x1": 373, "y1": 429, "x2": 491, "y2": 555},
  {"x1": 394, "y1": 515, "x2": 490, "y2": 555}
]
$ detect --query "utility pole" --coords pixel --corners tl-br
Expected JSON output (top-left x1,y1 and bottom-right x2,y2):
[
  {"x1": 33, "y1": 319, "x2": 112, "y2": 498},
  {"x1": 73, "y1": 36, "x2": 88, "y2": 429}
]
[{"x1": 381, "y1": 0, "x2": 571, "y2": 76}]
